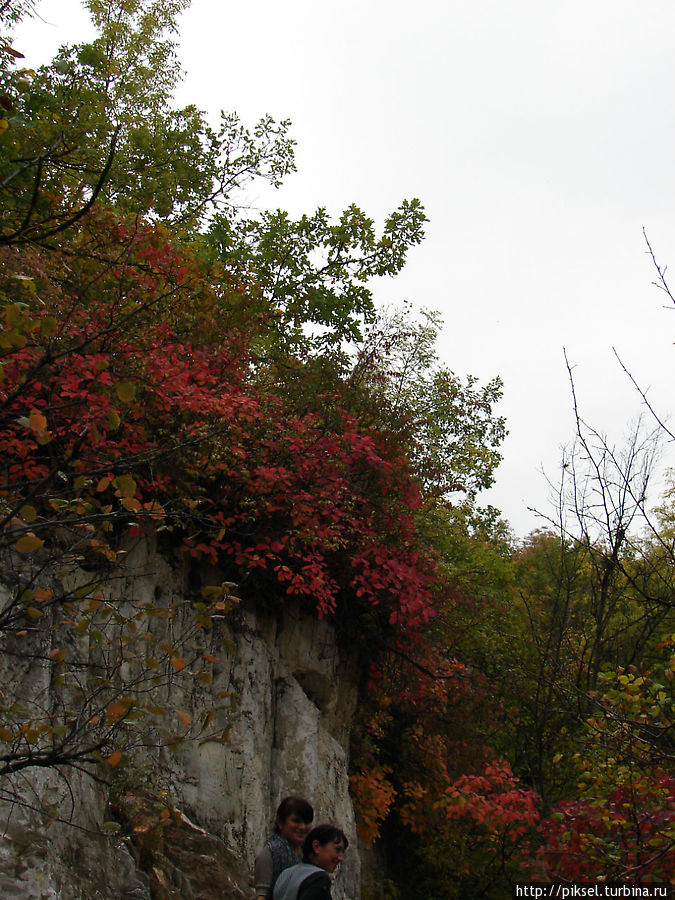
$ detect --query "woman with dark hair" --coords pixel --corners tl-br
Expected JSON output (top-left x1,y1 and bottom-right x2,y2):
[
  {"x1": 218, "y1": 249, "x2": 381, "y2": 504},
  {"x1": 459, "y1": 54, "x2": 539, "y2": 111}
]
[
  {"x1": 272, "y1": 824, "x2": 348, "y2": 900},
  {"x1": 254, "y1": 796, "x2": 314, "y2": 900}
]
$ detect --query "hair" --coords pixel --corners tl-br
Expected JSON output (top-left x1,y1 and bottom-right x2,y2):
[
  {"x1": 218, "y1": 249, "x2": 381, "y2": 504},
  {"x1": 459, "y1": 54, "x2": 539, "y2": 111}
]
[
  {"x1": 302, "y1": 824, "x2": 349, "y2": 861},
  {"x1": 273, "y1": 795, "x2": 314, "y2": 832}
]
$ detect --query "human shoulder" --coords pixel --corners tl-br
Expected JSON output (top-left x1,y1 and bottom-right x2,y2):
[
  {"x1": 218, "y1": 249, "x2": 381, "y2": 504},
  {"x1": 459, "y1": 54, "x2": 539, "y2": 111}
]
[
  {"x1": 297, "y1": 869, "x2": 331, "y2": 900},
  {"x1": 254, "y1": 844, "x2": 273, "y2": 897},
  {"x1": 273, "y1": 864, "x2": 325, "y2": 900},
  {"x1": 255, "y1": 845, "x2": 273, "y2": 867}
]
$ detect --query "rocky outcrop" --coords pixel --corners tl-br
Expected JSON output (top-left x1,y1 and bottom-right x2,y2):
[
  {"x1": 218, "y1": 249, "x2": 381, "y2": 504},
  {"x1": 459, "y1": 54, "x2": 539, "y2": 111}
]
[
  {"x1": 0, "y1": 769, "x2": 150, "y2": 899},
  {"x1": 137, "y1": 811, "x2": 250, "y2": 900},
  {"x1": 0, "y1": 536, "x2": 361, "y2": 899}
]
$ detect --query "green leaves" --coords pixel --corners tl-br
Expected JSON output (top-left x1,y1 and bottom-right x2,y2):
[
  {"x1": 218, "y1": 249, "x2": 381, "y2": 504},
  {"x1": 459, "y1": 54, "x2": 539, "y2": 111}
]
[
  {"x1": 14, "y1": 533, "x2": 44, "y2": 553},
  {"x1": 210, "y1": 200, "x2": 427, "y2": 352},
  {"x1": 353, "y1": 306, "x2": 505, "y2": 501},
  {"x1": 1, "y1": 0, "x2": 297, "y2": 242}
]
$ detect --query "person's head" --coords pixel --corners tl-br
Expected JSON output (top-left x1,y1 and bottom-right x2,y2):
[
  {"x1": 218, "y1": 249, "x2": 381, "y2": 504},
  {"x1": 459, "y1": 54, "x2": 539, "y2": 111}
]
[
  {"x1": 274, "y1": 795, "x2": 314, "y2": 849},
  {"x1": 302, "y1": 824, "x2": 348, "y2": 874}
]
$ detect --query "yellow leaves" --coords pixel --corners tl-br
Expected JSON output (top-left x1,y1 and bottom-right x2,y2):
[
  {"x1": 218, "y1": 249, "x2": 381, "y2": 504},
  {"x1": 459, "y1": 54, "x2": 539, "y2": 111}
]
[
  {"x1": 74, "y1": 618, "x2": 90, "y2": 635},
  {"x1": 350, "y1": 767, "x2": 395, "y2": 846},
  {"x1": 16, "y1": 406, "x2": 51, "y2": 444},
  {"x1": 9, "y1": 275, "x2": 35, "y2": 292},
  {"x1": 0, "y1": 304, "x2": 35, "y2": 349},
  {"x1": 20, "y1": 504, "x2": 37, "y2": 523},
  {"x1": 201, "y1": 709, "x2": 216, "y2": 732},
  {"x1": 28, "y1": 408, "x2": 47, "y2": 434},
  {"x1": 73, "y1": 475, "x2": 89, "y2": 493},
  {"x1": 143, "y1": 500, "x2": 165, "y2": 519},
  {"x1": 99, "y1": 474, "x2": 163, "y2": 519},
  {"x1": 14, "y1": 533, "x2": 44, "y2": 554},
  {"x1": 201, "y1": 584, "x2": 229, "y2": 600},
  {"x1": 105, "y1": 697, "x2": 133, "y2": 722},
  {"x1": 88, "y1": 538, "x2": 117, "y2": 562},
  {"x1": 111, "y1": 474, "x2": 143, "y2": 512},
  {"x1": 200, "y1": 582, "x2": 238, "y2": 613},
  {"x1": 113, "y1": 474, "x2": 137, "y2": 498},
  {"x1": 115, "y1": 381, "x2": 137, "y2": 403},
  {"x1": 40, "y1": 316, "x2": 57, "y2": 337},
  {"x1": 0, "y1": 330, "x2": 26, "y2": 349}
]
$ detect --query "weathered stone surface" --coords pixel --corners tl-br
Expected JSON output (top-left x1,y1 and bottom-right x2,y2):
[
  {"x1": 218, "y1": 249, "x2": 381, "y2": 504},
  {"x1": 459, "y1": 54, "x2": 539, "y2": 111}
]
[
  {"x1": 0, "y1": 771, "x2": 149, "y2": 900},
  {"x1": 170, "y1": 594, "x2": 360, "y2": 900},
  {"x1": 0, "y1": 541, "x2": 361, "y2": 899},
  {"x1": 145, "y1": 813, "x2": 250, "y2": 900}
]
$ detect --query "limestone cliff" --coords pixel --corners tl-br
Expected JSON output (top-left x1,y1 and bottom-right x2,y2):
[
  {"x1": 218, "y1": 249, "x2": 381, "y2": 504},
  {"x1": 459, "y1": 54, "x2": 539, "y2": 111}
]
[{"x1": 0, "y1": 537, "x2": 361, "y2": 899}]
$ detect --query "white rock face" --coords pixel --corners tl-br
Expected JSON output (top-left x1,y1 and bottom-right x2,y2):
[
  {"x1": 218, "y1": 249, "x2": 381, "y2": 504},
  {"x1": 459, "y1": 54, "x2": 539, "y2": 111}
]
[
  {"x1": 0, "y1": 768, "x2": 150, "y2": 899},
  {"x1": 172, "y1": 594, "x2": 361, "y2": 900},
  {"x1": 0, "y1": 539, "x2": 361, "y2": 899}
]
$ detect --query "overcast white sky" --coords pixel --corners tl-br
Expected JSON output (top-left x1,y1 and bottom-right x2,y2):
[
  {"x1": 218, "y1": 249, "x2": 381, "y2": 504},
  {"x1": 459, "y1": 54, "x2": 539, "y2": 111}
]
[{"x1": 14, "y1": 0, "x2": 675, "y2": 536}]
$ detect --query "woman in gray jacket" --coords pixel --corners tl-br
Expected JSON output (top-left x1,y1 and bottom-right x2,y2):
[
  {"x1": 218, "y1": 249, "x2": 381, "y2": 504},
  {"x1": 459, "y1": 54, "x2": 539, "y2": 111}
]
[{"x1": 272, "y1": 824, "x2": 348, "y2": 900}]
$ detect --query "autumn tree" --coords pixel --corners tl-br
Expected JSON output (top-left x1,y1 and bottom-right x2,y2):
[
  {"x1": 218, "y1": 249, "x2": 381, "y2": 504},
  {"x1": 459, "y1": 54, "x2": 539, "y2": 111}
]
[
  {"x1": 522, "y1": 419, "x2": 675, "y2": 879},
  {"x1": 343, "y1": 310, "x2": 537, "y2": 899},
  {"x1": 511, "y1": 237, "x2": 675, "y2": 881},
  {"x1": 0, "y1": 0, "x2": 442, "y2": 835},
  {"x1": 1, "y1": 8, "x2": 543, "y2": 898}
]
